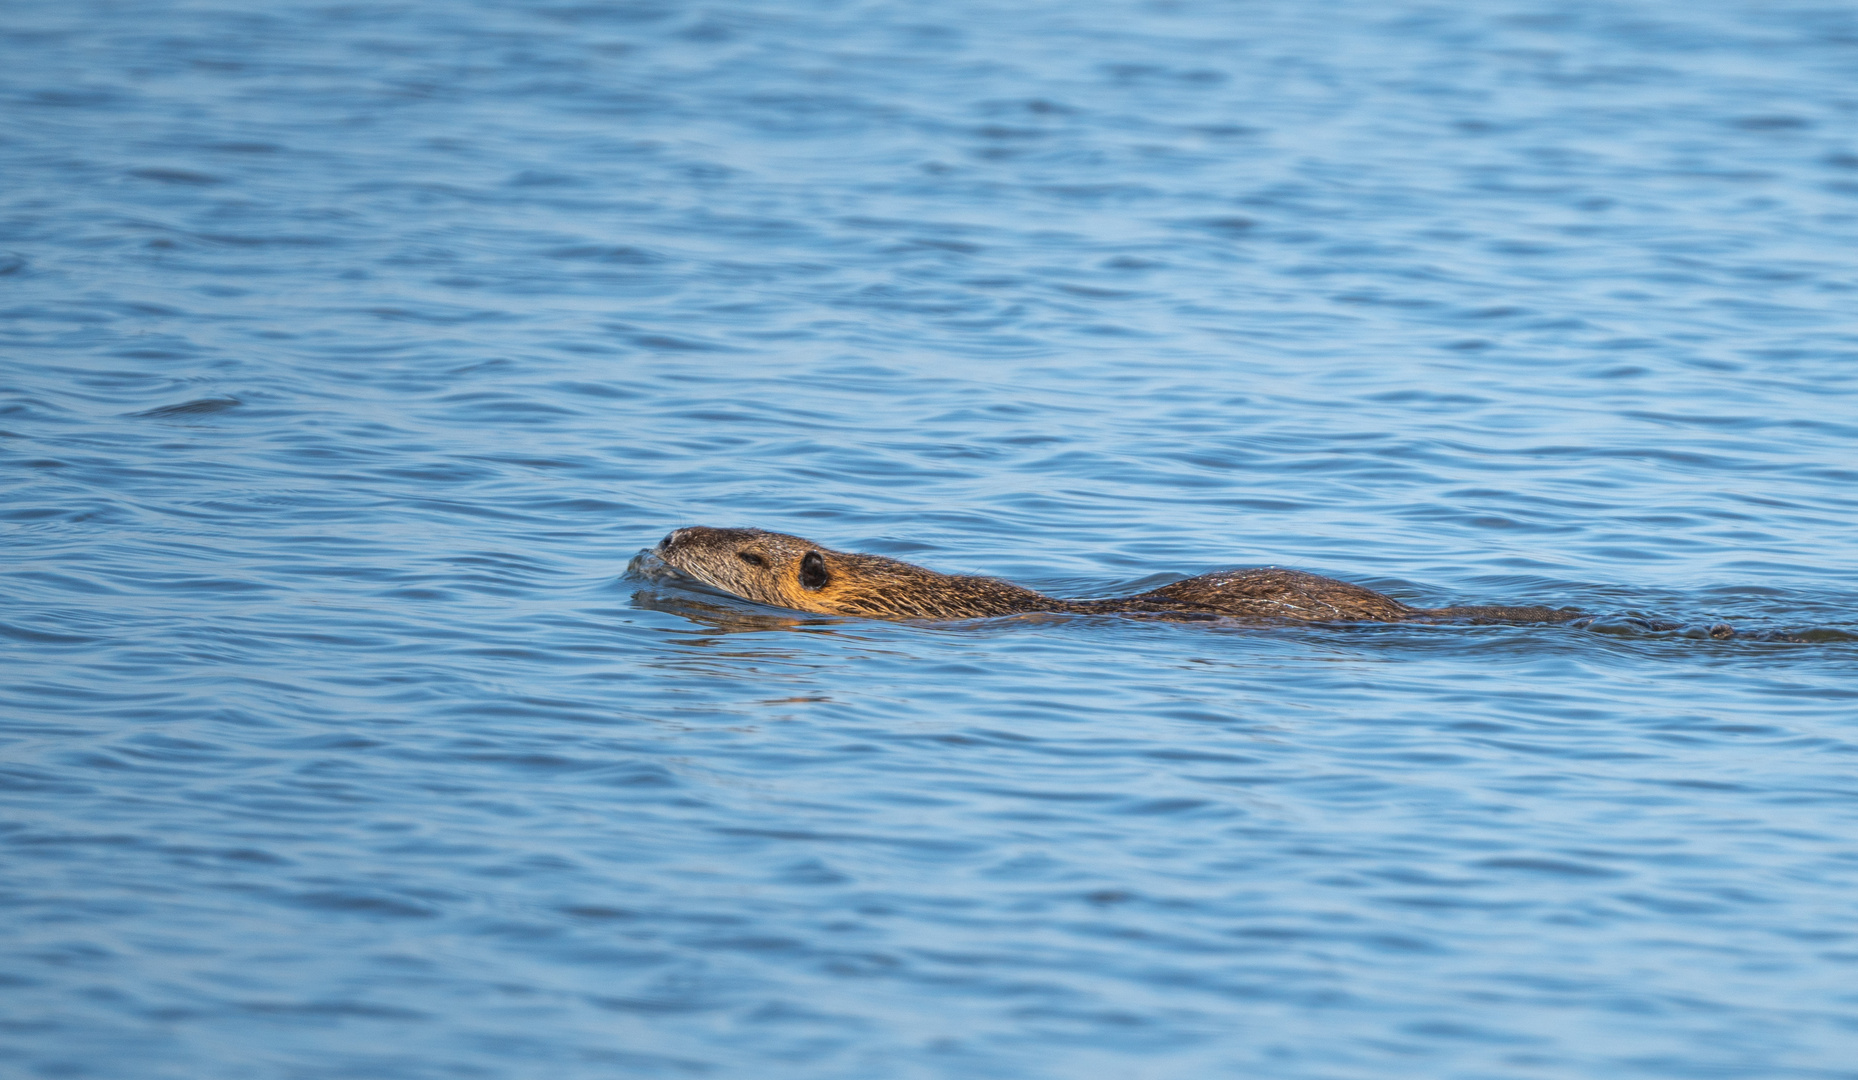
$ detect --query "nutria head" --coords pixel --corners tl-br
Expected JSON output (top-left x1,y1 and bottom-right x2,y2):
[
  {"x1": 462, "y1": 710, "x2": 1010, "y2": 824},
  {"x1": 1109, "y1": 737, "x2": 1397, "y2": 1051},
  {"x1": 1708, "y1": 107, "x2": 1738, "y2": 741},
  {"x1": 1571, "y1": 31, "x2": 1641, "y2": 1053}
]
[
  {"x1": 656, "y1": 527, "x2": 841, "y2": 613},
  {"x1": 654, "y1": 526, "x2": 1055, "y2": 619}
]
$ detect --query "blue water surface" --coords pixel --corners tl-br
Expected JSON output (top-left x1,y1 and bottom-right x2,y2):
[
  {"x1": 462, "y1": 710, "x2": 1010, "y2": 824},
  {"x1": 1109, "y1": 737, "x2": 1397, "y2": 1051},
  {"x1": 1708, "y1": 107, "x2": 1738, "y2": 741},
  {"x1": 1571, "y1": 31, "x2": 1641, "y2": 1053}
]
[{"x1": 4, "y1": 1, "x2": 1858, "y2": 1077}]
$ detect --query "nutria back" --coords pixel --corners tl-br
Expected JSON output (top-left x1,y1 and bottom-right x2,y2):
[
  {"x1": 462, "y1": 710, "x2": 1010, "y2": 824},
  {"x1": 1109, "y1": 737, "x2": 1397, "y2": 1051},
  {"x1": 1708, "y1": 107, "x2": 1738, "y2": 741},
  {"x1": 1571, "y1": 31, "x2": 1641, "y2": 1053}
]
[
  {"x1": 1082, "y1": 568, "x2": 1416, "y2": 621},
  {"x1": 652, "y1": 526, "x2": 1581, "y2": 625}
]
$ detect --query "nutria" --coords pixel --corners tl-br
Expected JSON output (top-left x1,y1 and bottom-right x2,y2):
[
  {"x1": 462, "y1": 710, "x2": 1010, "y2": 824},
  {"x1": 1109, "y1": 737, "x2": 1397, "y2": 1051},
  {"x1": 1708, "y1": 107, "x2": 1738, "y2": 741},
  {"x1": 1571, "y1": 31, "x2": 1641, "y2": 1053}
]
[{"x1": 650, "y1": 526, "x2": 1583, "y2": 625}]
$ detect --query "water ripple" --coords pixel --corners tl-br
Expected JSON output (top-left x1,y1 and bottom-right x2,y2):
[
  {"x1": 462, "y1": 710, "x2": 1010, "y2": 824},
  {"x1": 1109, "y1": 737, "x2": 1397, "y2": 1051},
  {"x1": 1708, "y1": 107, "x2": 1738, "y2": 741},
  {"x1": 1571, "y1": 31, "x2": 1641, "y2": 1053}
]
[{"x1": 3, "y1": 0, "x2": 1857, "y2": 1078}]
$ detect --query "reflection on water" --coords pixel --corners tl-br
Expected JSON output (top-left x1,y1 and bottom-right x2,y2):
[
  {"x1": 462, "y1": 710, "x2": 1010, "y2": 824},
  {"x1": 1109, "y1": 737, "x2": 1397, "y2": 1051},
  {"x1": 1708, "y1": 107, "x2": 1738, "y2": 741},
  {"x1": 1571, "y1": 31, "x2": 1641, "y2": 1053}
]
[
  {"x1": 4, "y1": 0, "x2": 1857, "y2": 1077},
  {"x1": 629, "y1": 586, "x2": 827, "y2": 635}
]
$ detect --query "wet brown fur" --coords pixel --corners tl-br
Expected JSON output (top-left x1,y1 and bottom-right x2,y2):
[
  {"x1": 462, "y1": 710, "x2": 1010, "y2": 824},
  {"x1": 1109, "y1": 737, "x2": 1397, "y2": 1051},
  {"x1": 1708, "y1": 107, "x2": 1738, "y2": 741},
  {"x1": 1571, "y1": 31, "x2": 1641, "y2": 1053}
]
[{"x1": 654, "y1": 527, "x2": 1579, "y2": 625}]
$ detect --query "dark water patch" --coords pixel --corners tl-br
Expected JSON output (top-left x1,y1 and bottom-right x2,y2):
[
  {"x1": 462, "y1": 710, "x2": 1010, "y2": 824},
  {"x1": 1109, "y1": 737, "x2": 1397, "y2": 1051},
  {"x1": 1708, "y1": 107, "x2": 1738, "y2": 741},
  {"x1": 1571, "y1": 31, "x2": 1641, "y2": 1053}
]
[
  {"x1": 545, "y1": 244, "x2": 664, "y2": 264},
  {"x1": 237, "y1": 999, "x2": 429, "y2": 1020},
  {"x1": 282, "y1": 890, "x2": 443, "y2": 919},
  {"x1": 1475, "y1": 857, "x2": 1626, "y2": 880},
  {"x1": 127, "y1": 167, "x2": 223, "y2": 186},
  {"x1": 132, "y1": 396, "x2": 242, "y2": 418},
  {"x1": 0, "y1": 620, "x2": 99, "y2": 645}
]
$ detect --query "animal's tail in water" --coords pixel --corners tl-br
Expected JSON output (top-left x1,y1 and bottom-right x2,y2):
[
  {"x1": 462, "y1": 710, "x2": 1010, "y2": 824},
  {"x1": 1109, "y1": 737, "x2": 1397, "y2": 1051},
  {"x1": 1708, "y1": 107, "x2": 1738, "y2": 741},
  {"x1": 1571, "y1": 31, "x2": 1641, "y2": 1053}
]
[{"x1": 1415, "y1": 605, "x2": 1591, "y2": 625}]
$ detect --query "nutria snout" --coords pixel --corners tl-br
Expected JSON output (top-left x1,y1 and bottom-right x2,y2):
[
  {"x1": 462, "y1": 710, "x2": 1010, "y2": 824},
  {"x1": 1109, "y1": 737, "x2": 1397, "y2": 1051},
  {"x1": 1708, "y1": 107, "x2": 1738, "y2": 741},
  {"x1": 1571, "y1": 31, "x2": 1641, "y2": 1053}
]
[{"x1": 651, "y1": 526, "x2": 1584, "y2": 625}]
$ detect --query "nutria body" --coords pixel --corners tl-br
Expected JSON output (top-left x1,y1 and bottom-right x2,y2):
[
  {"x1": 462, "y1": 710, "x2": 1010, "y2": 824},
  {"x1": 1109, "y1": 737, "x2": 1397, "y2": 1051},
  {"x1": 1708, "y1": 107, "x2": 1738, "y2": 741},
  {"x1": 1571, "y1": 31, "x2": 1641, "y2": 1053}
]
[{"x1": 652, "y1": 527, "x2": 1580, "y2": 625}]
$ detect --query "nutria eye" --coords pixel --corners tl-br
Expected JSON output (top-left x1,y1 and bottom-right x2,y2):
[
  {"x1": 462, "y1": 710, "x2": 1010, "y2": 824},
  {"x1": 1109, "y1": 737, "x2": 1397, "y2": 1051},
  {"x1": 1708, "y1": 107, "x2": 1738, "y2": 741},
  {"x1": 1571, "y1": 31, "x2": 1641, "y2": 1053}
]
[
  {"x1": 738, "y1": 552, "x2": 767, "y2": 568},
  {"x1": 800, "y1": 550, "x2": 829, "y2": 591}
]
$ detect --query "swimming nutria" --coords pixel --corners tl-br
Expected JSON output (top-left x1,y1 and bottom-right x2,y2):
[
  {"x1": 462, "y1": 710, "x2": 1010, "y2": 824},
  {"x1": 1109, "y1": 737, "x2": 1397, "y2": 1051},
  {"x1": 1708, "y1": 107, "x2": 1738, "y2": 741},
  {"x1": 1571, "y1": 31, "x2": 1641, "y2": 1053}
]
[{"x1": 651, "y1": 526, "x2": 1582, "y2": 624}]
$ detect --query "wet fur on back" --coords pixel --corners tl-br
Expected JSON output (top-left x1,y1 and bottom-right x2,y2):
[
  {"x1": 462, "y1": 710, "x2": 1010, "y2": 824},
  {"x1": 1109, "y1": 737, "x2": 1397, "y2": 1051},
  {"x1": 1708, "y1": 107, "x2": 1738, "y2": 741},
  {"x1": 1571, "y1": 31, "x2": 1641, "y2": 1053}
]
[{"x1": 654, "y1": 526, "x2": 1580, "y2": 625}]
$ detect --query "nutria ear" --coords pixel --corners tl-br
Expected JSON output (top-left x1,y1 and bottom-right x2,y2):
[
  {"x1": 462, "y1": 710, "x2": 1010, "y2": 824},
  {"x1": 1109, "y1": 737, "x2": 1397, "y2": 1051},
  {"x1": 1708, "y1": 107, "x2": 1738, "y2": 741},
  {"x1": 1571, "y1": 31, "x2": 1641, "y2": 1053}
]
[{"x1": 799, "y1": 550, "x2": 830, "y2": 591}]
